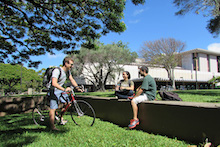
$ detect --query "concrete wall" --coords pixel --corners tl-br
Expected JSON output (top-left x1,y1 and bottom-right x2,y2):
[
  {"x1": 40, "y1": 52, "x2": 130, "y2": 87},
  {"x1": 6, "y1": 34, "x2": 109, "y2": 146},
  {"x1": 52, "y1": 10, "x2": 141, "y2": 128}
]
[
  {"x1": 0, "y1": 96, "x2": 44, "y2": 116},
  {"x1": 199, "y1": 53, "x2": 208, "y2": 72},
  {"x1": 181, "y1": 52, "x2": 219, "y2": 73},
  {"x1": 182, "y1": 53, "x2": 193, "y2": 70},
  {"x1": 1, "y1": 95, "x2": 220, "y2": 145},
  {"x1": 76, "y1": 95, "x2": 220, "y2": 146},
  {"x1": 210, "y1": 55, "x2": 218, "y2": 73}
]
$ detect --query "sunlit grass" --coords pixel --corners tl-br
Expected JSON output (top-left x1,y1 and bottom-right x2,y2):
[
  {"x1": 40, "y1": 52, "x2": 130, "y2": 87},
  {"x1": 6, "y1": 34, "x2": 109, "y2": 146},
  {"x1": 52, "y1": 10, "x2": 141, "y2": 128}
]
[
  {"x1": 0, "y1": 113, "x2": 192, "y2": 147},
  {"x1": 1, "y1": 89, "x2": 219, "y2": 146},
  {"x1": 77, "y1": 89, "x2": 220, "y2": 103}
]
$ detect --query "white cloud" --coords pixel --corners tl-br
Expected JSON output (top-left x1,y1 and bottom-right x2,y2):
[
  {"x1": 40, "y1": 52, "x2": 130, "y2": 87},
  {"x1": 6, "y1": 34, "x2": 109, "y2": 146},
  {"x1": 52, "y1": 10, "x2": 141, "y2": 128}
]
[
  {"x1": 133, "y1": 9, "x2": 144, "y2": 16},
  {"x1": 129, "y1": 19, "x2": 140, "y2": 24},
  {"x1": 207, "y1": 43, "x2": 220, "y2": 53},
  {"x1": 47, "y1": 53, "x2": 66, "y2": 59}
]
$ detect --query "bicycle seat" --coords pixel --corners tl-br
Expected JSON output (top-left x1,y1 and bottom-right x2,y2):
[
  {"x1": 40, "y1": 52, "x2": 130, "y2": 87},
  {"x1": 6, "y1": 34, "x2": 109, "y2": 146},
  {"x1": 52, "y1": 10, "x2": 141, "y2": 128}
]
[{"x1": 42, "y1": 89, "x2": 49, "y2": 92}]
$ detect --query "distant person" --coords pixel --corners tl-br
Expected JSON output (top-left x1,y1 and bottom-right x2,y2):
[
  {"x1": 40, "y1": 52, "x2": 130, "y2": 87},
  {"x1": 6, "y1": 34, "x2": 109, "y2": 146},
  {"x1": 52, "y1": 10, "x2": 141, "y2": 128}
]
[
  {"x1": 128, "y1": 66, "x2": 156, "y2": 129},
  {"x1": 49, "y1": 57, "x2": 83, "y2": 131},
  {"x1": 115, "y1": 71, "x2": 134, "y2": 99}
]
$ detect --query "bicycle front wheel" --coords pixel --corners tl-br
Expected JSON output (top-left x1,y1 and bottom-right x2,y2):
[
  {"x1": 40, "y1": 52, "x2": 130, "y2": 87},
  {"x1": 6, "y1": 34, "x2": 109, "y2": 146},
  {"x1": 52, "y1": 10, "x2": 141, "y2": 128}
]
[
  {"x1": 32, "y1": 104, "x2": 50, "y2": 126},
  {"x1": 70, "y1": 100, "x2": 96, "y2": 127}
]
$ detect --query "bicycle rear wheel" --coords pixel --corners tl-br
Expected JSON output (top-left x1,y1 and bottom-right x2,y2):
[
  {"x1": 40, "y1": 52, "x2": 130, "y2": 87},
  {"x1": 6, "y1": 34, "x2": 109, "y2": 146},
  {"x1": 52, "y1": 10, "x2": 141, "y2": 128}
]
[
  {"x1": 32, "y1": 104, "x2": 50, "y2": 125},
  {"x1": 70, "y1": 100, "x2": 96, "y2": 127}
]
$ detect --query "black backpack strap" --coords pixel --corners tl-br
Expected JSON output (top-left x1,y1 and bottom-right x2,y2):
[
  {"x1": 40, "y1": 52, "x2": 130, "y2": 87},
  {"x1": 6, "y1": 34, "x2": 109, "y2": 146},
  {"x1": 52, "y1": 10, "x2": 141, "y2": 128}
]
[
  {"x1": 158, "y1": 90, "x2": 165, "y2": 100},
  {"x1": 119, "y1": 80, "x2": 122, "y2": 87},
  {"x1": 57, "y1": 67, "x2": 62, "y2": 82},
  {"x1": 67, "y1": 70, "x2": 71, "y2": 78},
  {"x1": 128, "y1": 80, "x2": 131, "y2": 86}
]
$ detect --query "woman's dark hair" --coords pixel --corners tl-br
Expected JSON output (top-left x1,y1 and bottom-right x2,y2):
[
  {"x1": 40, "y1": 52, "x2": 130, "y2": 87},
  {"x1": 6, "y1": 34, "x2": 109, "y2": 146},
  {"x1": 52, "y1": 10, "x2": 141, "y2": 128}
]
[{"x1": 124, "y1": 71, "x2": 131, "y2": 79}]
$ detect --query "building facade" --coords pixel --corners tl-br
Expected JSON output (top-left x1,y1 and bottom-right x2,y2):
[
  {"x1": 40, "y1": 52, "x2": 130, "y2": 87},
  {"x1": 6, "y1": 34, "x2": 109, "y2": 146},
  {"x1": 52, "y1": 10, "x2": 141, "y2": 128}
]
[{"x1": 75, "y1": 48, "x2": 220, "y2": 91}]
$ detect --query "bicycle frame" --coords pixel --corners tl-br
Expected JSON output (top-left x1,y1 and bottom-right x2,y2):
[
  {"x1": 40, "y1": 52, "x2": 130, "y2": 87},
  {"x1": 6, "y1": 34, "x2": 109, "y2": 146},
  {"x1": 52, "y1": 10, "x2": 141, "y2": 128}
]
[
  {"x1": 60, "y1": 89, "x2": 83, "y2": 116},
  {"x1": 32, "y1": 86, "x2": 95, "y2": 126},
  {"x1": 60, "y1": 91, "x2": 74, "y2": 113}
]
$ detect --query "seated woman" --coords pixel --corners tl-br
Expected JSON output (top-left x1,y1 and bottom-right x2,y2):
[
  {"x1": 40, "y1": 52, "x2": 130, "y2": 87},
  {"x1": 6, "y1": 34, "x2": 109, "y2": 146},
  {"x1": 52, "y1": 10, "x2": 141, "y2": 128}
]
[{"x1": 115, "y1": 71, "x2": 134, "y2": 99}]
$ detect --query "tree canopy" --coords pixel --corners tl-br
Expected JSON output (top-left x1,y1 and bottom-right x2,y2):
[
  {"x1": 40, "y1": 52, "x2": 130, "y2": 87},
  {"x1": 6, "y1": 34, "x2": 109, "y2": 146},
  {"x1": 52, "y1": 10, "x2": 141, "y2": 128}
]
[
  {"x1": 0, "y1": 0, "x2": 145, "y2": 68},
  {"x1": 173, "y1": 0, "x2": 220, "y2": 37},
  {"x1": 0, "y1": 63, "x2": 42, "y2": 93},
  {"x1": 71, "y1": 41, "x2": 138, "y2": 91},
  {"x1": 140, "y1": 38, "x2": 186, "y2": 89}
]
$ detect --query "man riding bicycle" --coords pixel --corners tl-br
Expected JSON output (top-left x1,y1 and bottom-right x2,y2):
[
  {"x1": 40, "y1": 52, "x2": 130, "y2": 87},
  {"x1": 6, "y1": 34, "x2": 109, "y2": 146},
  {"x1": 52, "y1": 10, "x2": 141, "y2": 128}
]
[{"x1": 49, "y1": 57, "x2": 83, "y2": 131}]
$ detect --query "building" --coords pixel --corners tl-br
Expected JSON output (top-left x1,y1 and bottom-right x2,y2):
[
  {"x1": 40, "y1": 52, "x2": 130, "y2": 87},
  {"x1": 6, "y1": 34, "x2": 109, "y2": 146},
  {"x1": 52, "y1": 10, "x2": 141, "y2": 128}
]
[{"x1": 75, "y1": 48, "x2": 220, "y2": 91}]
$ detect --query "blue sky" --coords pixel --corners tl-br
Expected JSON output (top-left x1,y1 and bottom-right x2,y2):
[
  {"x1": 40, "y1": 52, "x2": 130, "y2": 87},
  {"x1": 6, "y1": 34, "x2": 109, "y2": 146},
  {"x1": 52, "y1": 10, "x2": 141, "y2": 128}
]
[{"x1": 28, "y1": 0, "x2": 220, "y2": 71}]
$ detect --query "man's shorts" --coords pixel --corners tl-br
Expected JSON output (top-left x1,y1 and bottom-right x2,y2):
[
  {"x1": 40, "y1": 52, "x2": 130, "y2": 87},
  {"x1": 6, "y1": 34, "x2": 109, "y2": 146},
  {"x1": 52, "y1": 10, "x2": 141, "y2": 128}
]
[
  {"x1": 133, "y1": 94, "x2": 149, "y2": 104},
  {"x1": 48, "y1": 89, "x2": 69, "y2": 109}
]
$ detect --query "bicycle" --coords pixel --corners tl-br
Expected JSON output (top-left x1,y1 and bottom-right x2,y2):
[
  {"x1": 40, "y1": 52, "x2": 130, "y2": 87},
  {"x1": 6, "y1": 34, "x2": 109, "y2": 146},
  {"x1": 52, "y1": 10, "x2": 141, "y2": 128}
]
[{"x1": 32, "y1": 86, "x2": 96, "y2": 127}]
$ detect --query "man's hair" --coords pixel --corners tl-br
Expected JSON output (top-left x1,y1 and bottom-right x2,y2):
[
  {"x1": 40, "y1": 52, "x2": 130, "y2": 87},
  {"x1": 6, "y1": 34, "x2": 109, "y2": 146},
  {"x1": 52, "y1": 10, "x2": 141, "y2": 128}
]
[
  {"x1": 124, "y1": 71, "x2": 131, "y2": 79},
  {"x1": 140, "y1": 66, "x2": 149, "y2": 73},
  {"x1": 63, "y1": 57, "x2": 74, "y2": 66}
]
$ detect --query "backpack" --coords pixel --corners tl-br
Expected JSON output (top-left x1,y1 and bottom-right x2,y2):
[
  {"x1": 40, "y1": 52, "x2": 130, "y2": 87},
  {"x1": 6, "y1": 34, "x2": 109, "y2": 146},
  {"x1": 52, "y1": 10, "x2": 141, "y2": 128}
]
[
  {"x1": 158, "y1": 91, "x2": 182, "y2": 101},
  {"x1": 43, "y1": 67, "x2": 62, "y2": 89}
]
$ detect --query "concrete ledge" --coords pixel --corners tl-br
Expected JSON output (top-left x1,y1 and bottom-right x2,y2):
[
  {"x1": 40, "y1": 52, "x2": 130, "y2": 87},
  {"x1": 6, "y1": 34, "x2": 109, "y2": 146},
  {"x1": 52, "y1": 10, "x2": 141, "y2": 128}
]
[
  {"x1": 0, "y1": 96, "x2": 44, "y2": 116},
  {"x1": 1, "y1": 95, "x2": 220, "y2": 145},
  {"x1": 76, "y1": 95, "x2": 220, "y2": 145}
]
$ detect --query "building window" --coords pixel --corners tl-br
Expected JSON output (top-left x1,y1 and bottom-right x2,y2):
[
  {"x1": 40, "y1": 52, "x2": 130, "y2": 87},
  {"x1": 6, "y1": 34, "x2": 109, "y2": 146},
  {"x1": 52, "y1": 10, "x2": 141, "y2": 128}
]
[
  {"x1": 217, "y1": 56, "x2": 220, "y2": 72},
  {"x1": 207, "y1": 55, "x2": 210, "y2": 72}
]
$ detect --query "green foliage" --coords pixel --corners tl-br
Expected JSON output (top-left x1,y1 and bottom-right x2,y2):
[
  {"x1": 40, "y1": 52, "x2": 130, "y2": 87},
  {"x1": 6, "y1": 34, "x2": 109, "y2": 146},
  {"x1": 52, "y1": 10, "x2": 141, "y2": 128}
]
[
  {"x1": 132, "y1": 0, "x2": 146, "y2": 5},
  {"x1": 0, "y1": 0, "x2": 145, "y2": 67},
  {"x1": 72, "y1": 41, "x2": 138, "y2": 91},
  {"x1": 0, "y1": 113, "x2": 190, "y2": 147},
  {"x1": 173, "y1": 0, "x2": 220, "y2": 37},
  {"x1": 0, "y1": 63, "x2": 42, "y2": 93},
  {"x1": 208, "y1": 76, "x2": 220, "y2": 84}
]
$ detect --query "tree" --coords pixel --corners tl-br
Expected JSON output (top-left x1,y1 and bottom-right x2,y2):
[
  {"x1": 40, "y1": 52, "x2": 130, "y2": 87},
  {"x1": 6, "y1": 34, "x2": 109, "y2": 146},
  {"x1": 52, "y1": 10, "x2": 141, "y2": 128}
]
[
  {"x1": 208, "y1": 76, "x2": 220, "y2": 88},
  {"x1": 71, "y1": 42, "x2": 138, "y2": 91},
  {"x1": 173, "y1": 0, "x2": 220, "y2": 37},
  {"x1": 0, "y1": 63, "x2": 42, "y2": 93},
  {"x1": 140, "y1": 38, "x2": 186, "y2": 89},
  {"x1": 0, "y1": 0, "x2": 145, "y2": 68}
]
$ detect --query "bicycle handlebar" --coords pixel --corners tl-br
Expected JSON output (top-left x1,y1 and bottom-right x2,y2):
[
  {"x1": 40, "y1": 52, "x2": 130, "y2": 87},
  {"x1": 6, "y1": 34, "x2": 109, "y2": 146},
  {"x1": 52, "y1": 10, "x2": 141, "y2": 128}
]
[
  {"x1": 70, "y1": 85, "x2": 84, "y2": 91},
  {"x1": 62, "y1": 85, "x2": 84, "y2": 94}
]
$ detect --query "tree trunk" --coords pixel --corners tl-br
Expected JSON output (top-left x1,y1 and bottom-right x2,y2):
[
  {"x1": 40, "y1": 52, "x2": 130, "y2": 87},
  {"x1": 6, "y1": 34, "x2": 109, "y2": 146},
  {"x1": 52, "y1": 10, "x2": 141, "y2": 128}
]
[
  {"x1": 166, "y1": 68, "x2": 176, "y2": 90},
  {"x1": 98, "y1": 83, "x2": 105, "y2": 91},
  {"x1": 171, "y1": 68, "x2": 176, "y2": 90}
]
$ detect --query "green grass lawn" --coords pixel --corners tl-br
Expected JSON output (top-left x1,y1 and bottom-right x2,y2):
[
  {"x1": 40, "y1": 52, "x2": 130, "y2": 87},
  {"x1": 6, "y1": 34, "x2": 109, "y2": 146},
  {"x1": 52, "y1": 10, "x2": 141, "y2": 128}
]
[
  {"x1": 174, "y1": 89, "x2": 220, "y2": 103},
  {"x1": 77, "y1": 89, "x2": 220, "y2": 103},
  {"x1": 0, "y1": 113, "x2": 192, "y2": 147},
  {"x1": 1, "y1": 89, "x2": 219, "y2": 146}
]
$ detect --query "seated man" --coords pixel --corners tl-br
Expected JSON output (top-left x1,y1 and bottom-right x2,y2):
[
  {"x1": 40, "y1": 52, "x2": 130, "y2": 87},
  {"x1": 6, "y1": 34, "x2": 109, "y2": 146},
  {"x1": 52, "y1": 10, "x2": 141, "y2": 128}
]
[
  {"x1": 115, "y1": 71, "x2": 134, "y2": 99},
  {"x1": 128, "y1": 66, "x2": 156, "y2": 129}
]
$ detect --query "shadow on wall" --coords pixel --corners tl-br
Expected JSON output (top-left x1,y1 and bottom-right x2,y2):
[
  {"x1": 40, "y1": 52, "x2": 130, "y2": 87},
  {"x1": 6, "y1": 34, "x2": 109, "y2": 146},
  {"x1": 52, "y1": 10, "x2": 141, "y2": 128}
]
[{"x1": 0, "y1": 96, "x2": 44, "y2": 116}]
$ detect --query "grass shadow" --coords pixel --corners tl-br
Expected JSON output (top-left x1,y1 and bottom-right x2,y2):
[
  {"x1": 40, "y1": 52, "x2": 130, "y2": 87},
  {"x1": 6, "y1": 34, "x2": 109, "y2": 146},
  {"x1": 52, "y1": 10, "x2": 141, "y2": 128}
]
[{"x1": 0, "y1": 113, "x2": 67, "y2": 147}]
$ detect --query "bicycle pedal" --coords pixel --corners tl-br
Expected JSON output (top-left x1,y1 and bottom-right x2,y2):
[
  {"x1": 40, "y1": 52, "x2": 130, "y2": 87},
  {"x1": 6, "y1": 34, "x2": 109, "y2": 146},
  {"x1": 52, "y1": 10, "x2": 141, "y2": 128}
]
[
  {"x1": 40, "y1": 116, "x2": 45, "y2": 121},
  {"x1": 59, "y1": 120, "x2": 68, "y2": 125},
  {"x1": 78, "y1": 112, "x2": 84, "y2": 116},
  {"x1": 55, "y1": 116, "x2": 59, "y2": 121}
]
